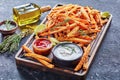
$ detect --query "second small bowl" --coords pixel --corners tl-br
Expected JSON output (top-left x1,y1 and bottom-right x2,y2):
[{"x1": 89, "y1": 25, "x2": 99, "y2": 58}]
[
  {"x1": 0, "y1": 20, "x2": 18, "y2": 35},
  {"x1": 52, "y1": 42, "x2": 83, "y2": 67}
]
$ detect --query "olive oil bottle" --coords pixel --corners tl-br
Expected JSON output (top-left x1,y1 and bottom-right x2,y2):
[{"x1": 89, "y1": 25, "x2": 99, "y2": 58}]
[{"x1": 13, "y1": 3, "x2": 51, "y2": 26}]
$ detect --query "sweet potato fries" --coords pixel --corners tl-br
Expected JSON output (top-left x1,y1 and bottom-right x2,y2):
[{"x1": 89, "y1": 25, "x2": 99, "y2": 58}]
[
  {"x1": 38, "y1": 4, "x2": 108, "y2": 47},
  {"x1": 37, "y1": 4, "x2": 109, "y2": 71}
]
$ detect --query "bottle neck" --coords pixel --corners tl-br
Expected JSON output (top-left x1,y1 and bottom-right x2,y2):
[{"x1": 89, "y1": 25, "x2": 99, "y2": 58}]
[{"x1": 40, "y1": 6, "x2": 51, "y2": 13}]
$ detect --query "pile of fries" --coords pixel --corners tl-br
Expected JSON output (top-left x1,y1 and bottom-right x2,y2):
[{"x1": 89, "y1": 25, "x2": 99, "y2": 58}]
[
  {"x1": 29, "y1": 4, "x2": 110, "y2": 71},
  {"x1": 37, "y1": 4, "x2": 109, "y2": 71},
  {"x1": 38, "y1": 4, "x2": 108, "y2": 47}
]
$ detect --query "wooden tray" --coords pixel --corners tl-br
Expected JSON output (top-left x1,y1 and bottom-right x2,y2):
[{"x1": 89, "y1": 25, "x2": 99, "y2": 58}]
[{"x1": 15, "y1": 4, "x2": 112, "y2": 79}]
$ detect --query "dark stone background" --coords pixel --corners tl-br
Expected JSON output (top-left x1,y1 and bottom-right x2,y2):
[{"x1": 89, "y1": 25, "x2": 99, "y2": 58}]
[{"x1": 0, "y1": 0, "x2": 120, "y2": 80}]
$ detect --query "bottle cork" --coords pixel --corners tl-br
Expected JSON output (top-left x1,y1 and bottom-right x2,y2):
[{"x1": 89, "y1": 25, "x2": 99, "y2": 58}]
[{"x1": 40, "y1": 6, "x2": 51, "y2": 13}]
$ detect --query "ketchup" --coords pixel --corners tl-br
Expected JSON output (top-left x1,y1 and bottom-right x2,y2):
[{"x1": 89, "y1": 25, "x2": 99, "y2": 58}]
[
  {"x1": 34, "y1": 39, "x2": 51, "y2": 49},
  {"x1": 33, "y1": 38, "x2": 52, "y2": 56}
]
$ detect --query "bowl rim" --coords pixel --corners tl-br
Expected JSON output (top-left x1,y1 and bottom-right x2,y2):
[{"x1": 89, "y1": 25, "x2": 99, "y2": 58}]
[
  {"x1": 52, "y1": 42, "x2": 83, "y2": 61},
  {"x1": 0, "y1": 20, "x2": 18, "y2": 32},
  {"x1": 33, "y1": 38, "x2": 53, "y2": 50}
]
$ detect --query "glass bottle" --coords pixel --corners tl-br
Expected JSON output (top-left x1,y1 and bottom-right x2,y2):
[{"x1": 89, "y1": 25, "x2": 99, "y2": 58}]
[{"x1": 13, "y1": 3, "x2": 51, "y2": 26}]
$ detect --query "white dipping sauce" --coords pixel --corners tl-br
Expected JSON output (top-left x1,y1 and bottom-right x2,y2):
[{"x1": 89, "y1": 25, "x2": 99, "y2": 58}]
[{"x1": 53, "y1": 43, "x2": 82, "y2": 60}]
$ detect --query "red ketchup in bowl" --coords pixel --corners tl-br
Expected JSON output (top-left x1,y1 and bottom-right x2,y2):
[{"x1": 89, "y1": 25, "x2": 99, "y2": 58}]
[{"x1": 33, "y1": 38, "x2": 52, "y2": 56}]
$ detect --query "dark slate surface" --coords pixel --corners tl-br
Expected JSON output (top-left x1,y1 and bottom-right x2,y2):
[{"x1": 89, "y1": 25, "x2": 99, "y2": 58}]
[{"x1": 0, "y1": 0, "x2": 120, "y2": 80}]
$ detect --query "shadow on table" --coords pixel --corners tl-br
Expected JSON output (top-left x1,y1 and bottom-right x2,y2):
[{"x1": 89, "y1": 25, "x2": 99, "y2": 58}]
[{"x1": 17, "y1": 65, "x2": 86, "y2": 80}]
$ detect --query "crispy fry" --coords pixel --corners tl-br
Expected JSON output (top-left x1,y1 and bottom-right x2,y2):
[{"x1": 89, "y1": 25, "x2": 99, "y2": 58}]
[
  {"x1": 83, "y1": 46, "x2": 89, "y2": 70},
  {"x1": 54, "y1": 33, "x2": 58, "y2": 39},
  {"x1": 67, "y1": 26, "x2": 79, "y2": 37},
  {"x1": 74, "y1": 44, "x2": 91, "y2": 71},
  {"x1": 65, "y1": 38, "x2": 91, "y2": 44},
  {"x1": 83, "y1": 61, "x2": 88, "y2": 70},
  {"x1": 25, "y1": 53, "x2": 54, "y2": 68},
  {"x1": 22, "y1": 45, "x2": 33, "y2": 53},
  {"x1": 40, "y1": 27, "x2": 66, "y2": 36},
  {"x1": 77, "y1": 43, "x2": 84, "y2": 47},
  {"x1": 22, "y1": 45, "x2": 52, "y2": 63},
  {"x1": 35, "y1": 35, "x2": 39, "y2": 39},
  {"x1": 39, "y1": 23, "x2": 77, "y2": 36},
  {"x1": 89, "y1": 14, "x2": 96, "y2": 25},
  {"x1": 36, "y1": 58, "x2": 54, "y2": 68},
  {"x1": 24, "y1": 53, "x2": 52, "y2": 63},
  {"x1": 75, "y1": 20, "x2": 89, "y2": 30},
  {"x1": 81, "y1": 7, "x2": 90, "y2": 21},
  {"x1": 78, "y1": 36, "x2": 93, "y2": 40}
]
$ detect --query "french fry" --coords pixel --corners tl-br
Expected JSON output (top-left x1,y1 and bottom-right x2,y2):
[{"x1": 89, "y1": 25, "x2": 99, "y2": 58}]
[
  {"x1": 66, "y1": 38, "x2": 91, "y2": 44},
  {"x1": 90, "y1": 29, "x2": 100, "y2": 33},
  {"x1": 22, "y1": 45, "x2": 52, "y2": 63},
  {"x1": 77, "y1": 43, "x2": 84, "y2": 47},
  {"x1": 74, "y1": 20, "x2": 88, "y2": 30},
  {"x1": 81, "y1": 7, "x2": 90, "y2": 21},
  {"x1": 67, "y1": 26, "x2": 79, "y2": 37},
  {"x1": 24, "y1": 53, "x2": 52, "y2": 63},
  {"x1": 39, "y1": 27, "x2": 67, "y2": 36},
  {"x1": 78, "y1": 36, "x2": 93, "y2": 40},
  {"x1": 25, "y1": 53, "x2": 54, "y2": 68},
  {"x1": 83, "y1": 61, "x2": 88, "y2": 70},
  {"x1": 82, "y1": 46, "x2": 89, "y2": 70},
  {"x1": 74, "y1": 44, "x2": 91, "y2": 71},
  {"x1": 89, "y1": 14, "x2": 96, "y2": 25},
  {"x1": 36, "y1": 58, "x2": 54, "y2": 68},
  {"x1": 54, "y1": 33, "x2": 58, "y2": 39},
  {"x1": 22, "y1": 45, "x2": 33, "y2": 53},
  {"x1": 35, "y1": 35, "x2": 39, "y2": 39}
]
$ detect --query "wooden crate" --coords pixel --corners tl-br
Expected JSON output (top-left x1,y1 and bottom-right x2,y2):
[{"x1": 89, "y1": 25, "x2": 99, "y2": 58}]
[{"x1": 15, "y1": 4, "x2": 112, "y2": 80}]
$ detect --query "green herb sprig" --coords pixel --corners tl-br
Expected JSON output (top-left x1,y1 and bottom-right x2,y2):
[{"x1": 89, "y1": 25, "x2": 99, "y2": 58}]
[
  {"x1": 78, "y1": 29, "x2": 87, "y2": 36},
  {"x1": 0, "y1": 32, "x2": 26, "y2": 53},
  {"x1": 51, "y1": 18, "x2": 70, "y2": 30},
  {"x1": 5, "y1": 20, "x2": 11, "y2": 30},
  {"x1": 61, "y1": 45, "x2": 76, "y2": 55}
]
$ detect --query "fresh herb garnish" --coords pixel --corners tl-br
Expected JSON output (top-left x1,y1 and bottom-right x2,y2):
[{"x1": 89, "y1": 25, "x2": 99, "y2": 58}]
[
  {"x1": 61, "y1": 45, "x2": 76, "y2": 55},
  {"x1": 78, "y1": 29, "x2": 87, "y2": 36},
  {"x1": 64, "y1": 18, "x2": 70, "y2": 22},
  {"x1": 49, "y1": 37, "x2": 60, "y2": 46},
  {"x1": 56, "y1": 18, "x2": 70, "y2": 27},
  {"x1": 51, "y1": 18, "x2": 70, "y2": 30},
  {"x1": 5, "y1": 20, "x2": 11, "y2": 30}
]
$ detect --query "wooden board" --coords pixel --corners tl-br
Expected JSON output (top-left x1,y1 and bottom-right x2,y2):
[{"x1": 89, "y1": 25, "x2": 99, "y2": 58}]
[{"x1": 15, "y1": 4, "x2": 112, "y2": 79}]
